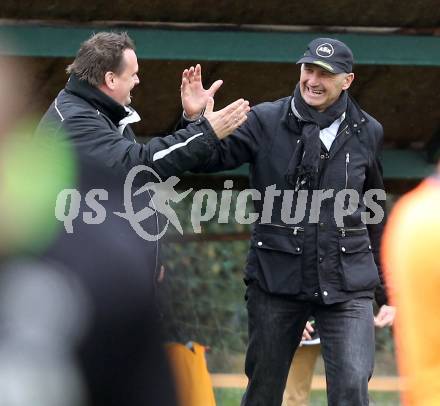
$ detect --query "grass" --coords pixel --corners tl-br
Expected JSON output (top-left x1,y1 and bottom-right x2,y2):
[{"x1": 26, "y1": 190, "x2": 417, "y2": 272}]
[{"x1": 214, "y1": 388, "x2": 402, "y2": 406}]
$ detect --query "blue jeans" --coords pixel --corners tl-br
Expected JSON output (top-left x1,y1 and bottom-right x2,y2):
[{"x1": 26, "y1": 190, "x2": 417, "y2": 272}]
[{"x1": 241, "y1": 282, "x2": 375, "y2": 406}]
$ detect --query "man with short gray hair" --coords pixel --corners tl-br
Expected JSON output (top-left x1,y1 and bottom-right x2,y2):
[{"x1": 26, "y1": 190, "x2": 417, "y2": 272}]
[{"x1": 181, "y1": 38, "x2": 395, "y2": 405}]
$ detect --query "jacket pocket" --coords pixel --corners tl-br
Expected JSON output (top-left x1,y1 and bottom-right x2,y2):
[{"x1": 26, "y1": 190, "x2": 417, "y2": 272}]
[
  {"x1": 253, "y1": 228, "x2": 304, "y2": 294},
  {"x1": 338, "y1": 233, "x2": 380, "y2": 291}
]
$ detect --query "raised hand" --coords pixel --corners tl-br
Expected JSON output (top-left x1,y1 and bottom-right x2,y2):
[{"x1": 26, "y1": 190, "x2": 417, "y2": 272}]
[
  {"x1": 204, "y1": 97, "x2": 250, "y2": 140},
  {"x1": 181, "y1": 64, "x2": 223, "y2": 119}
]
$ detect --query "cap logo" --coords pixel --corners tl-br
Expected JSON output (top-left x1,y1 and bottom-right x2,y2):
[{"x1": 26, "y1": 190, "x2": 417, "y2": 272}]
[{"x1": 316, "y1": 43, "x2": 334, "y2": 58}]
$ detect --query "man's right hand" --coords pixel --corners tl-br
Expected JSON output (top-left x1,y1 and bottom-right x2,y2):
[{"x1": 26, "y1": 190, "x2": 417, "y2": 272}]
[
  {"x1": 204, "y1": 97, "x2": 250, "y2": 140},
  {"x1": 302, "y1": 321, "x2": 315, "y2": 341}
]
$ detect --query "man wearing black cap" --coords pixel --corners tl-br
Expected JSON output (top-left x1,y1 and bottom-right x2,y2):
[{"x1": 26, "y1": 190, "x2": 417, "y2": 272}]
[{"x1": 180, "y1": 38, "x2": 395, "y2": 406}]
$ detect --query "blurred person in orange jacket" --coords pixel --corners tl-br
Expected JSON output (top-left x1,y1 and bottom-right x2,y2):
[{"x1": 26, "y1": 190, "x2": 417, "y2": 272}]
[{"x1": 382, "y1": 152, "x2": 440, "y2": 406}]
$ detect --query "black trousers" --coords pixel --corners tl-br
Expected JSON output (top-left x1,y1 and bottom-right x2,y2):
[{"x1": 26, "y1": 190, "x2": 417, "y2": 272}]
[{"x1": 241, "y1": 282, "x2": 375, "y2": 406}]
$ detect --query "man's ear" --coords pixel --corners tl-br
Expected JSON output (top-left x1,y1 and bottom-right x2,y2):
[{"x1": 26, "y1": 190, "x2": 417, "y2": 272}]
[
  {"x1": 104, "y1": 71, "x2": 116, "y2": 90},
  {"x1": 342, "y1": 73, "x2": 355, "y2": 90}
]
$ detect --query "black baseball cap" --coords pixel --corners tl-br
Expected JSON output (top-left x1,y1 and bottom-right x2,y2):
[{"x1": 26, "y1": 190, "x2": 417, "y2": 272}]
[{"x1": 296, "y1": 38, "x2": 354, "y2": 74}]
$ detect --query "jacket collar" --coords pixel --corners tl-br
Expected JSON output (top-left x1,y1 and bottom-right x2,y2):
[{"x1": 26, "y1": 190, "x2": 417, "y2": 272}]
[
  {"x1": 345, "y1": 94, "x2": 368, "y2": 128},
  {"x1": 118, "y1": 106, "x2": 141, "y2": 135},
  {"x1": 281, "y1": 95, "x2": 301, "y2": 132},
  {"x1": 281, "y1": 91, "x2": 369, "y2": 159},
  {"x1": 65, "y1": 75, "x2": 129, "y2": 125},
  {"x1": 326, "y1": 94, "x2": 368, "y2": 158},
  {"x1": 282, "y1": 92, "x2": 368, "y2": 131}
]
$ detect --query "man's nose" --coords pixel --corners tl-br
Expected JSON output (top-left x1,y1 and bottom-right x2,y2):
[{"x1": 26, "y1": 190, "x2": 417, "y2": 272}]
[{"x1": 307, "y1": 73, "x2": 320, "y2": 86}]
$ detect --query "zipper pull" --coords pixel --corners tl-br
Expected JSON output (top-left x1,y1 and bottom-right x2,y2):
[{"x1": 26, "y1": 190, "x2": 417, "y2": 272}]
[
  {"x1": 293, "y1": 227, "x2": 298, "y2": 235},
  {"x1": 340, "y1": 228, "x2": 346, "y2": 237},
  {"x1": 344, "y1": 152, "x2": 350, "y2": 190}
]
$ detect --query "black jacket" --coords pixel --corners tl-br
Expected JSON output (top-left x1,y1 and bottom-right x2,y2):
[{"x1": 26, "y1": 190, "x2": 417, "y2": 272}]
[
  {"x1": 192, "y1": 95, "x2": 388, "y2": 306},
  {"x1": 36, "y1": 75, "x2": 219, "y2": 182},
  {"x1": 34, "y1": 75, "x2": 202, "y2": 404},
  {"x1": 36, "y1": 75, "x2": 219, "y2": 279}
]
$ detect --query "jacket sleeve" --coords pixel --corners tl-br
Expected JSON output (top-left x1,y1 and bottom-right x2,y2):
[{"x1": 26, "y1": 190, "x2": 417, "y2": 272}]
[
  {"x1": 180, "y1": 108, "x2": 263, "y2": 173},
  {"x1": 363, "y1": 121, "x2": 388, "y2": 306},
  {"x1": 61, "y1": 113, "x2": 220, "y2": 179}
]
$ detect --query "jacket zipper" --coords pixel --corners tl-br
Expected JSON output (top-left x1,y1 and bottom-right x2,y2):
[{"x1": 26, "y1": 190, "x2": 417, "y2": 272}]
[
  {"x1": 265, "y1": 223, "x2": 304, "y2": 235},
  {"x1": 345, "y1": 152, "x2": 350, "y2": 189},
  {"x1": 293, "y1": 226, "x2": 303, "y2": 235},
  {"x1": 339, "y1": 226, "x2": 367, "y2": 237},
  {"x1": 336, "y1": 124, "x2": 349, "y2": 139}
]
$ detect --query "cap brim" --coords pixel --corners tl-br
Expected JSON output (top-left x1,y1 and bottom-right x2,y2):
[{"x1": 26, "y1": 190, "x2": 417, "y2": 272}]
[{"x1": 296, "y1": 56, "x2": 345, "y2": 74}]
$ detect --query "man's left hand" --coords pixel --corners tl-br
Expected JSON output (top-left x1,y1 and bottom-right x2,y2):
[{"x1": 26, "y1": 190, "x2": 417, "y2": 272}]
[{"x1": 374, "y1": 305, "x2": 396, "y2": 328}]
